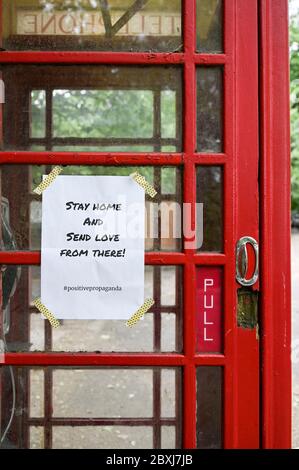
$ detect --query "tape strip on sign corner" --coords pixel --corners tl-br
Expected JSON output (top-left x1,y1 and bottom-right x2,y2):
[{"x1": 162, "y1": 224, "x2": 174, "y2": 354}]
[
  {"x1": 126, "y1": 298, "x2": 155, "y2": 327},
  {"x1": 33, "y1": 166, "x2": 63, "y2": 195},
  {"x1": 131, "y1": 172, "x2": 157, "y2": 198},
  {"x1": 33, "y1": 298, "x2": 60, "y2": 328}
]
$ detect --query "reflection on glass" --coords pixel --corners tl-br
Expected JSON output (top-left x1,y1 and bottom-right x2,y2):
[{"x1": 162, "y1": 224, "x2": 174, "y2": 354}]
[
  {"x1": 197, "y1": 166, "x2": 223, "y2": 252},
  {"x1": 1, "y1": 65, "x2": 182, "y2": 152},
  {"x1": 30, "y1": 427, "x2": 44, "y2": 449},
  {"x1": 197, "y1": 367, "x2": 222, "y2": 448},
  {"x1": 31, "y1": 90, "x2": 46, "y2": 138},
  {"x1": 196, "y1": 0, "x2": 223, "y2": 53},
  {"x1": 2, "y1": 0, "x2": 182, "y2": 52},
  {"x1": 197, "y1": 67, "x2": 223, "y2": 153}
]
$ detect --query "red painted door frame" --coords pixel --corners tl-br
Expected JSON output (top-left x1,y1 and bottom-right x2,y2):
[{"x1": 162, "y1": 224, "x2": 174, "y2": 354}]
[
  {"x1": 0, "y1": 0, "x2": 291, "y2": 449},
  {"x1": 260, "y1": 0, "x2": 292, "y2": 449}
]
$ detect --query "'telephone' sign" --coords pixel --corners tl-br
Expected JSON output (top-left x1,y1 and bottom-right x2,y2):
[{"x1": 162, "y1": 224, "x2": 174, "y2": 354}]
[
  {"x1": 16, "y1": 10, "x2": 181, "y2": 37},
  {"x1": 196, "y1": 267, "x2": 222, "y2": 353}
]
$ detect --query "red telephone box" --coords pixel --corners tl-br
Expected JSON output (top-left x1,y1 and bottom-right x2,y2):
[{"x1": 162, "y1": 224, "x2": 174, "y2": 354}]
[{"x1": 0, "y1": 0, "x2": 291, "y2": 449}]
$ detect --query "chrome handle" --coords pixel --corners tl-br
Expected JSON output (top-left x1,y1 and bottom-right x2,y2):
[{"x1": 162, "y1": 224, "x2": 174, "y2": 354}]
[{"x1": 236, "y1": 236, "x2": 259, "y2": 286}]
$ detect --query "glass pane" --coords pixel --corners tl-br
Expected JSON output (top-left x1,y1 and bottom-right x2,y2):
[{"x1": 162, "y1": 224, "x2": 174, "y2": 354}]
[
  {"x1": 30, "y1": 369, "x2": 44, "y2": 417},
  {"x1": 31, "y1": 90, "x2": 46, "y2": 138},
  {"x1": 197, "y1": 367, "x2": 222, "y2": 449},
  {"x1": 196, "y1": 0, "x2": 223, "y2": 53},
  {"x1": 161, "y1": 90, "x2": 176, "y2": 138},
  {"x1": 1, "y1": 165, "x2": 182, "y2": 252},
  {"x1": 0, "y1": 65, "x2": 182, "y2": 152},
  {"x1": 2, "y1": 265, "x2": 182, "y2": 352},
  {"x1": 2, "y1": 0, "x2": 182, "y2": 52},
  {"x1": 197, "y1": 166, "x2": 223, "y2": 252},
  {"x1": 196, "y1": 267, "x2": 223, "y2": 353},
  {"x1": 53, "y1": 369, "x2": 153, "y2": 418},
  {"x1": 52, "y1": 426, "x2": 153, "y2": 449},
  {"x1": 197, "y1": 67, "x2": 223, "y2": 153},
  {"x1": 0, "y1": 366, "x2": 182, "y2": 449}
]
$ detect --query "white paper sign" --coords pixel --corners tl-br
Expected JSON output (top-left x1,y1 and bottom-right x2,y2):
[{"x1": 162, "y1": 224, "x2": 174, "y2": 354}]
[{"x1": 41, "y1": 176, "x2": 145, "y2": 320}]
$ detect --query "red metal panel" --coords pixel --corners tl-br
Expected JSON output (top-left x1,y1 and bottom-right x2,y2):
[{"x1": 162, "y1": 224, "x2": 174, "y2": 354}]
[
  {"x1": 196, "y1": 267, "x2": 222, "y2": 353},
  {"x1": 233, "y1": 0, "x2": 260, "y2": 449},
  {"x1": 260, "y1": 0, "x2": 292, "y2": 449}
]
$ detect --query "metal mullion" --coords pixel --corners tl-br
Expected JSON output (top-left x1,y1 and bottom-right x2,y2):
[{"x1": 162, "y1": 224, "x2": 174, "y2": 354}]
[
  {"x1": 45, "y1": 89, "x2": 53, "y2": 152},
  {"x1": 4, "y1": 353, "x2": 186, "y2": 366},
  {"x1": 190, "y1": 154, "x2": 226, "y2": 164},
  {"x1": 152, "y1": 266, "x2": 162, "y2": 448},
  {"x1": 222, "y1": 0, "x2": 236, "y2": 449},
  {"x1": 0, "y1": 52, "x2": 185, "y2": 64},
  {"x1": 175, "y1": 368, "x2": 182, "y2": 448},
  {"x1": 182, "y1": 0, "x2": 197, "y2": 450},
  {"x1": 152, "y1": 92, "x2": 163, "y2": 462},
  {"x1": 0, "y1": 152, "x2": 183, "y2": 166},
  {"x1": 44, "y1": 367, "x2": 53, "y2": 449},
  {"x1": 29, "y1": 305, "x2": 179, "y2": 315},
  {"x1": 175, "y1": 266, "x2": 183, "y2": 448},
  {"x1": 193, "y1": 54, "x2": 226, "y2": 64},
  {"x1": 153, "y1": 266, "x2": 161, "y2": 352},
  {"x1": 153, "y1": 87, "x2": 162, "y2": 251}
]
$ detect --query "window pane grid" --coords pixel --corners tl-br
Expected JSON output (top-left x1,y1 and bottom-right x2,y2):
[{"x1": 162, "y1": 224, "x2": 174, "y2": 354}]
[
  {"x1": 0, "y1": 0, "x2": 227, "y2": 453},
  {"x1": 0, "y1": 366, "x2": 182, "y2": 449}
]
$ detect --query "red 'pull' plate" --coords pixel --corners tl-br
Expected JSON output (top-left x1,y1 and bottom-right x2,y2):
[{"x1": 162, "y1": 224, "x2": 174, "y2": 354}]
[{"x1": 196, "y1": 267, "x2": 222, "y2": 353}]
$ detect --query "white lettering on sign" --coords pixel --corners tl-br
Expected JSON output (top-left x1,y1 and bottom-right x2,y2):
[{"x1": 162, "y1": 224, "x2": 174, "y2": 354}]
[
  {"x1": 204, "y1": 278, "x2": 214, "y2": 342},
  {"x1": 16, "y1": 10, "x2": 181, "y2": 37}
]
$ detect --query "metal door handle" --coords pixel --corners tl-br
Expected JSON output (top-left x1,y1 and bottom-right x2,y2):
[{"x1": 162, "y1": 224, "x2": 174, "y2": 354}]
[{"x1": 236, "y1": 236, "x2": 259, "y2": 286}]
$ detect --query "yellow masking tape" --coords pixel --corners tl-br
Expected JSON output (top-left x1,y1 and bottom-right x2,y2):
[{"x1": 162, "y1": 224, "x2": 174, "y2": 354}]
[
  {"x1": 131, "y1": 172, "x2": 157, "y2": 198},
  {"x1": 126, "y1": 298, "x2": 155, "y2": 327},
  {"x1": 33, "y1": 166, "x2": 63, "y2": 195},
  {"x1": 34, "y1": 298, "x2": 60, "y2": 328}
]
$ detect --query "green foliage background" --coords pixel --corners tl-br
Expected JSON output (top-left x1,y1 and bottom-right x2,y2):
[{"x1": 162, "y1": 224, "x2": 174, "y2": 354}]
[{"x1": 291, "y1": 3, "x2": 299, "y2": 211}]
